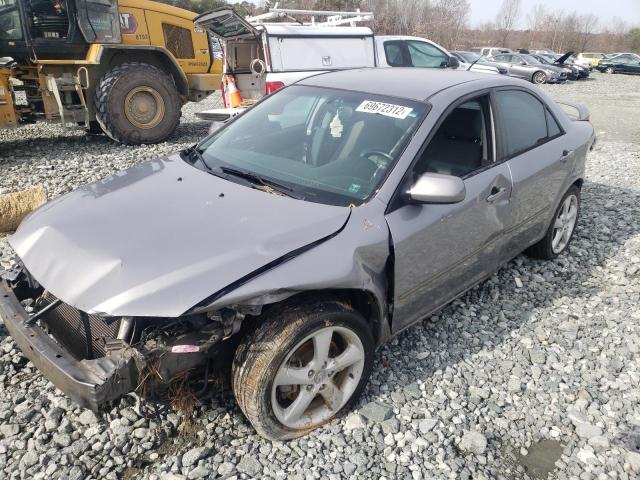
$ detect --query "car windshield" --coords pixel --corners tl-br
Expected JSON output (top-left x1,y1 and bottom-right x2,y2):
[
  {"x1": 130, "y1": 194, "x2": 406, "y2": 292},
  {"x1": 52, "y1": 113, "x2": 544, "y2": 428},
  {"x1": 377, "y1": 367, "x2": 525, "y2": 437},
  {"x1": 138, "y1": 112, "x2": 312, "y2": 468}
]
[
  {"x1": 196, "y1": 85, "x2": 427, "y2": 206},
  {"x1": 458, "y1": 52, "x2": 479, "y2": 62}
]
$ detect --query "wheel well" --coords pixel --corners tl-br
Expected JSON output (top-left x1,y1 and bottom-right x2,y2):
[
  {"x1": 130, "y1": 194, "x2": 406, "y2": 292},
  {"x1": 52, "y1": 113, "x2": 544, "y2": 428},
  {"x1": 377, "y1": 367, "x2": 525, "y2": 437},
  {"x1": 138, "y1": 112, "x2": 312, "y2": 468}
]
[
  {"x1": 259, "y1": 289, "x2": 385, "y2": 345},
  {"x1": 573, "y1": 178, "x2": 584, "y2": 189}
]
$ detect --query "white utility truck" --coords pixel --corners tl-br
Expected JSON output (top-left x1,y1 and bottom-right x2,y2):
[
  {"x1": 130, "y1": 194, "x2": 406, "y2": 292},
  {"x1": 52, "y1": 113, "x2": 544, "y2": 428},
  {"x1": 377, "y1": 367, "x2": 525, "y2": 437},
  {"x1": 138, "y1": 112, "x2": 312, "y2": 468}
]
[{"x1": 194, "y1": 7, "x2": 492, "y2": 123}]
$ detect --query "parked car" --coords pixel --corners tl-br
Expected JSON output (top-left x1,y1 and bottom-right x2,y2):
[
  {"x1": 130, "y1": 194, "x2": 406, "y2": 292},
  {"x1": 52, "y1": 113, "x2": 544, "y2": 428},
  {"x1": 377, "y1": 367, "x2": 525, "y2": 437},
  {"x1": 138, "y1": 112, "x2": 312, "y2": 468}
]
[
  {"x1": 489, "y1": 52, "x2": 568, "y2": 84},
  {"x1": 532, "y1": 53, "x2": 588, "y2": 80},
  {"x1": 596, "y1": 56, "x2": 640, "y2": 74},
  {"x1": 2, "y1": 68, "x2": 595, "y2": 440},
  {"x1": 607, "y1": 53, "x2": 640, "y2": 61},
  {"x1": 577, "y1": 52, "x2": 607, "y2": 67},
  {"x1": 470, "y1": 47, "x2": 513, "y2": 57},
  {"x1": 451, "y1": 51, "x2": 508, "y2": 74}
]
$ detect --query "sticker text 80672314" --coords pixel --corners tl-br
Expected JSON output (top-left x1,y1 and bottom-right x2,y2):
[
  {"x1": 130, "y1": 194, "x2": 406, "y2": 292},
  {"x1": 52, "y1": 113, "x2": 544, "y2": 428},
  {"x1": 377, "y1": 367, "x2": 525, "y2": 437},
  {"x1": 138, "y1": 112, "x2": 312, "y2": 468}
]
[{"x1": 356, "y1": 101, "x2": 414, "y2": 120}]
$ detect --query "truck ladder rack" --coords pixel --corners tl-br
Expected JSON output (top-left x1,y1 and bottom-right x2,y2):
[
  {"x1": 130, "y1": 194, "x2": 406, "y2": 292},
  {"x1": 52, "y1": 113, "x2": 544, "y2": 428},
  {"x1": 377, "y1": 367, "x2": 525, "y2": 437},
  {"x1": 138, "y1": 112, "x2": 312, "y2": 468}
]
[{"x1": 247, "y1": 6, "x2": 373, "y2": 27}]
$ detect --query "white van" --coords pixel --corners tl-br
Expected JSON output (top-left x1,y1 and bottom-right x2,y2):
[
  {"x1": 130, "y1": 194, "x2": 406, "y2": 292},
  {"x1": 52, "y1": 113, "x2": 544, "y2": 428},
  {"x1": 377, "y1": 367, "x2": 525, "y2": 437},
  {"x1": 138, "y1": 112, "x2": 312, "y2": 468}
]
[{"x1": 195, "y1": 8, "x2": 472, "y2": 121}]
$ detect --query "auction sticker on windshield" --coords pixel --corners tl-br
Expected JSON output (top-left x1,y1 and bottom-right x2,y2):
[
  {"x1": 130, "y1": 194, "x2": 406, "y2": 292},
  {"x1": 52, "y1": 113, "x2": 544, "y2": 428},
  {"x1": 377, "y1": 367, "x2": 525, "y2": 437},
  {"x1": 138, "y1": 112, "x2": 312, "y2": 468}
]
[{"x1": 356, "y1": 101, "x2": 413, "y2": 119}]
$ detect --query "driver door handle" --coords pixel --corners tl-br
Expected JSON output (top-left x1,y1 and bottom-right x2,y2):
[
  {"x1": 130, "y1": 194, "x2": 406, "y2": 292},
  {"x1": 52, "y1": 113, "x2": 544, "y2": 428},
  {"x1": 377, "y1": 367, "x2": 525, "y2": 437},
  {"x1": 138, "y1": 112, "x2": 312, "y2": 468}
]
[{"x1": 486, "y1": 186, "x2": 507, "y2": 203}]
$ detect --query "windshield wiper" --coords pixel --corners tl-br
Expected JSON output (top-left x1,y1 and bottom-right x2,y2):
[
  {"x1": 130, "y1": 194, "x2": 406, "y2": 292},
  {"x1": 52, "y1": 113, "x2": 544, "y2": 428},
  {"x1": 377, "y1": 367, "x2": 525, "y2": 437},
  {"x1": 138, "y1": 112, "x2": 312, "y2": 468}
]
[{"x1": 218, "y1": 166, "x2": 303, "y2": 199}]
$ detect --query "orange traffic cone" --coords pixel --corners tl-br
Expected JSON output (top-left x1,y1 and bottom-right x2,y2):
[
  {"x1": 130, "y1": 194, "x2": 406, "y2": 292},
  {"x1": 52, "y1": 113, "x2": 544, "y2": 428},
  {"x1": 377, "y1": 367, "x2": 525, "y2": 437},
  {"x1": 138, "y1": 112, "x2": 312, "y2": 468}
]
[{"x1": 226, "y1": 75, "x2": 243, "y2": 108}]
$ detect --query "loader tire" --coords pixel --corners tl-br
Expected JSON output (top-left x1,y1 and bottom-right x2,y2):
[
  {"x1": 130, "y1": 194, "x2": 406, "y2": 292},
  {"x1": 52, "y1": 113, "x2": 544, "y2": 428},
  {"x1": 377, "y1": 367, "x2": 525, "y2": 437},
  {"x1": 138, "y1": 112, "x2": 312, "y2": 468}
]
[{"x1": 94, "y1": 62, "x2": 182, "y2": 145}]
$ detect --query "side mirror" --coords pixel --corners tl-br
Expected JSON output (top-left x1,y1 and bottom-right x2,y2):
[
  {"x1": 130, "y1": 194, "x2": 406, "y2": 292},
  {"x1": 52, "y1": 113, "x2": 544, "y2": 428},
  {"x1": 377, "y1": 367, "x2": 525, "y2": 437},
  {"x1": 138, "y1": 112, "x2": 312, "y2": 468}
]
[
  {"x1": 408, "y1": 173, "x2": 466, "y2": 204},
  {"x1": 448, "y1": 56, "x2": 460, "y2": 68}
]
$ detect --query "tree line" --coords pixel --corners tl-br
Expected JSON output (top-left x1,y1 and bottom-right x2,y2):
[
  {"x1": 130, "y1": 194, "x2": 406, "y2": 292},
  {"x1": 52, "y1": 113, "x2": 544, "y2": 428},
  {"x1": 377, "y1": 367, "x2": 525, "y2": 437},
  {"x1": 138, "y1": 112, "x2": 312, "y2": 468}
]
[{"x1": 164, "y1": 0, "x2": 640, "y2": 53}]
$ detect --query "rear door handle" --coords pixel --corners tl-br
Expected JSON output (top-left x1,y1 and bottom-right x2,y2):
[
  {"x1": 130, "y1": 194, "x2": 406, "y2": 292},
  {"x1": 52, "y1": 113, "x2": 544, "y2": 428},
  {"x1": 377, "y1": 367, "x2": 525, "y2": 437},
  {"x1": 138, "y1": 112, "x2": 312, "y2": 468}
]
[
  {"x1": 560, "y1": 150, "x2": 574, "y2": 162},
  {"x1": 486, "y1": 186, "x2": 507, "y2": 203}
]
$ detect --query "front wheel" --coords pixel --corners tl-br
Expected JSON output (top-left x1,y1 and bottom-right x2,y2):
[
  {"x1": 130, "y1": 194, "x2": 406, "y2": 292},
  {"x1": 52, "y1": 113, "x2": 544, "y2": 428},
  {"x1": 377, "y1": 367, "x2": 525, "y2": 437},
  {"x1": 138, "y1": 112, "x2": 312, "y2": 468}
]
[
  {"x1": 526, "y1": 185, "x2": 581, "y2": 260},
  {"x1": 232, "y1": 299, "x2": 374, "y2": 440},
  {"x1": 532, "y1": 71, "x2": 548, "y2": 84},
  {"x1": 604, "y1": 67, "x2": 615, "y2": 74}
]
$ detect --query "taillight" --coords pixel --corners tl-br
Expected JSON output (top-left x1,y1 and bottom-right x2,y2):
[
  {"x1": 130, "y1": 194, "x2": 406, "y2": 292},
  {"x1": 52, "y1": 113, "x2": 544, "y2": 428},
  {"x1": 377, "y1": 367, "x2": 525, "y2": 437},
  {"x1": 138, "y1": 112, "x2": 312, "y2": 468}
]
[{"x1": 265, "y1": 81, "x2": 285, "y2": 95}]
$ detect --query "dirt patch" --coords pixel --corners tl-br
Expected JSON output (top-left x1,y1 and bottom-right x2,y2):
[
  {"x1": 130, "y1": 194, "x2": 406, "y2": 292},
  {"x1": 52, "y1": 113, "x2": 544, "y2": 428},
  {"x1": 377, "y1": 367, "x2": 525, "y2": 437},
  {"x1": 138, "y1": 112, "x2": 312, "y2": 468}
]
[{"x1": 514, "y1": 439, "x2": 565, "y2": 479}]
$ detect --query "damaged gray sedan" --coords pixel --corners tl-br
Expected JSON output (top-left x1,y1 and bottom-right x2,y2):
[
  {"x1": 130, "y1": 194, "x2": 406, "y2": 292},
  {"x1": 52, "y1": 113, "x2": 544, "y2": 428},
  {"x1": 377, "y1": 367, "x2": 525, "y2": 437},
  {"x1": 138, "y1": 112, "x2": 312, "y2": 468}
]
[{"x1": 1, "y1": 69, "x2": 595, "y2": 440}]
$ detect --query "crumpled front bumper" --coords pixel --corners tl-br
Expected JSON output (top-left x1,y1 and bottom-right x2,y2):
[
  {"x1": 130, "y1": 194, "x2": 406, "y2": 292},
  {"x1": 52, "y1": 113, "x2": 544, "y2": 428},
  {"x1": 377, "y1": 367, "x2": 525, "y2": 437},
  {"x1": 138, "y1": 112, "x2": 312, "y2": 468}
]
[{"x1": 0, "y1": 280, "x2": 138, "y2": 411}]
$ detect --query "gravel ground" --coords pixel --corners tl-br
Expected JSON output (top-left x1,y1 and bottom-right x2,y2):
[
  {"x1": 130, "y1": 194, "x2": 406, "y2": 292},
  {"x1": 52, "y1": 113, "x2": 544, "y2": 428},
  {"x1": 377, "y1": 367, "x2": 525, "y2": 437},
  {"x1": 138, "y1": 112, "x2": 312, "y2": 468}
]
[{"x1": 1, "y1": 73, "x2": 640, "y2": 480}]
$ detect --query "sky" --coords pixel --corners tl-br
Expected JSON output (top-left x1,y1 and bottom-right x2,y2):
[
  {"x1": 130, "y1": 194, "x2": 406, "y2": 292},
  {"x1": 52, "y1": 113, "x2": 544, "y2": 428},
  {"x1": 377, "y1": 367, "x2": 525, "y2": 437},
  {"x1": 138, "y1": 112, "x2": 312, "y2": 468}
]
[
  {"x1": 467, "y1": 0, "x2": 640, "y2": 29},
  {"x1": 235, "y1": 0, "x2": 640, "y2": 29}
]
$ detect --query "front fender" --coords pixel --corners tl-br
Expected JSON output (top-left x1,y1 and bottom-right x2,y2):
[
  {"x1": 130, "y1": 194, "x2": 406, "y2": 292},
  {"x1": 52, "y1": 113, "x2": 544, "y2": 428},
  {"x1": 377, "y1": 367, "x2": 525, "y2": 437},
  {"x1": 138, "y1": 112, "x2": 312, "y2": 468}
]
[{"x1": 201, "y1": 204, "x2": 392, "y2": 342}]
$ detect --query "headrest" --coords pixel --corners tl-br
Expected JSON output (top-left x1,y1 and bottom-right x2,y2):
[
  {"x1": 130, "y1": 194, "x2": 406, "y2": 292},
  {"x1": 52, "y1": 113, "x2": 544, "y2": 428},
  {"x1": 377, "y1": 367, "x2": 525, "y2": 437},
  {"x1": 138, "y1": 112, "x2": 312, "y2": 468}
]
[{"x1": 441, "y1": 107, "x2": 482, "y2": 142}]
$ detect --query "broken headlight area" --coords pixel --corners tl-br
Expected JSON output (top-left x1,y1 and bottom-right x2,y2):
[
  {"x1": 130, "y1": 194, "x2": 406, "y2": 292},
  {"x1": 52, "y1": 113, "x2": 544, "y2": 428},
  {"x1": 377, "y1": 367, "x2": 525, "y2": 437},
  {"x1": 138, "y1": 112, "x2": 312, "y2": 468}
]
[{"x1": 3, "y1": 266, "x2": 249, "y2": 409}]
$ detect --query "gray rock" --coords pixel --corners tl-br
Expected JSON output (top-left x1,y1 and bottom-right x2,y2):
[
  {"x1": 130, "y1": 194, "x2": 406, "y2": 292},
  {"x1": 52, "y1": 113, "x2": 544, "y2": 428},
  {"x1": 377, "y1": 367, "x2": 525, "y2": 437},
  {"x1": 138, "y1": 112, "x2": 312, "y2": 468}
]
[
  {"x1": 78, "y1": 410, "x2": 100, "y2": 426},
  {"x1": 459, "y1": 431, "x2": 487, "y2": 455},
  {"x1": 359, "y1": 401, "x2": 394, "y2": 423},
  {"x1": 0, "y1": 423, "x2": 19, "y2": 437},
  {"x1": 237, "y1": 456, "x2": 261, "y2": 477},
  {"x1": 575, "y1": 422, "x2": 603, "y2": 439},
  {"x1": 343, "y1": 413, "x2": 366, "y2": 431},
  {"x1": 627, "y1": 452, "x2": 640, "y2": 472},
  {"x1": 418, "y1": 418, "x2": 438, "y2": 434},
  {"x1": 20, "y1": 450, "x2": 39, "y2": 468},
  {"x1": 343, "y1": 462, "x2": 356, "y2": 475},
  {"x1": 187, "y1": 466, "x2": 211, "y2": 479},
  {"x1": 181, "y1": 447, "x2": 210, "y2": 468},
  {"x1": 217, "y1": 462, "x2": 235, "y2": 476}
]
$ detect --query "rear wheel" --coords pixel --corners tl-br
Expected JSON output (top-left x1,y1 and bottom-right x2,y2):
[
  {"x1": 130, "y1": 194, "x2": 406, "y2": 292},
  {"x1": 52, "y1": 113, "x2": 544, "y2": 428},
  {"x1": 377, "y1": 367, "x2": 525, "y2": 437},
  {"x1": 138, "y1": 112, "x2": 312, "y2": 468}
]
[
  {"x1": 94, "y1": 62, "x2": 181, "y2": 145},
  {"x1": 526, "y1": 185, "x2": 581, "y2": 260},
  {"x1": 232, "y1": 299, "x2": 374, "y2": 440},
  {"x1": 532, "y1": 71, "x2": 547, "y2": 84}
]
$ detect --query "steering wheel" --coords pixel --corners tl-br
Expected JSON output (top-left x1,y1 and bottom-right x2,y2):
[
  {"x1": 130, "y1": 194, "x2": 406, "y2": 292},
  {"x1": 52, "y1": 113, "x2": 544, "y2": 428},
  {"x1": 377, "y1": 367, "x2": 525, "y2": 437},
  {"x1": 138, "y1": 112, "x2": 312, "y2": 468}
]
[{"x1": 361, "y1": 150, "x2": 394, "y2": 181}]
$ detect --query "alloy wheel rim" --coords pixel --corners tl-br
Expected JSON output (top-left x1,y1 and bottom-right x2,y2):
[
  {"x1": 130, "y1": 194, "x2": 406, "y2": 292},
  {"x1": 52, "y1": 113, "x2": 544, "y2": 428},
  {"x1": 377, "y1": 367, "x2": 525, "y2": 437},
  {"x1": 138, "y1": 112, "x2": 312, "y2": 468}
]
[
  {"x1": 124, "y1": 86, "x2": 165, "y2": 129},
  {"x1": 271, "y1": 326, "x2": 365, "y2": 429},
  {"x1": 534, "y1": 72, "x2": 546, "y2": 84},
  {"x1": 552, "y1": 195, "x2": 578, "y2": 254}
]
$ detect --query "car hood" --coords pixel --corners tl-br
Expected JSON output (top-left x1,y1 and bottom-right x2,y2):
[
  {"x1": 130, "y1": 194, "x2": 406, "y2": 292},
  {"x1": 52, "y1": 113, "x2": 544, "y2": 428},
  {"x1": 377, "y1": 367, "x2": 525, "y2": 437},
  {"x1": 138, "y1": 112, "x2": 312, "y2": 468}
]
[
  {"x1": 10, "y1": 155, "x2": 351, "y2": 317},
  {"x1": 554, "y1": 52, "x2": 574, "y2": 65}
]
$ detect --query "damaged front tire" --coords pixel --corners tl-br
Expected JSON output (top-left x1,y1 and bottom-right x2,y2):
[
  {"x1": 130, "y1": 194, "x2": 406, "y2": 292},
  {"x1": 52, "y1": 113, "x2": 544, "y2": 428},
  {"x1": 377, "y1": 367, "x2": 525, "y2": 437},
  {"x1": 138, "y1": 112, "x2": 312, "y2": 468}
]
[{"x1": 232, "y1": 299, "x2": 374, "y2": 441}]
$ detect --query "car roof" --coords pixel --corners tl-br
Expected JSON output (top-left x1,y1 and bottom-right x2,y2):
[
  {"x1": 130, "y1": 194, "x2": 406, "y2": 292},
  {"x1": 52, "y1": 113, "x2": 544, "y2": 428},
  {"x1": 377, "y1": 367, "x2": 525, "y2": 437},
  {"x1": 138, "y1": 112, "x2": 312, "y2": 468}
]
[{"x1": 297, "y1": 68, "x2": 525, "y2": 102}]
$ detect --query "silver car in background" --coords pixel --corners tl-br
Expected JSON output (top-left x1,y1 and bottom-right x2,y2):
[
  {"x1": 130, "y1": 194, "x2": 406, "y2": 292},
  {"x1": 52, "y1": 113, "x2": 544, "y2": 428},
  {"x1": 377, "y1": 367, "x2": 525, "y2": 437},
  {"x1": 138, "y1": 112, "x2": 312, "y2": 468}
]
[
  {"x1": 1, "y1": 69, "x2": 595, "y2": 440},
  {"x1": 490, "y1": 52, "x2": 569, "y2": 84}
]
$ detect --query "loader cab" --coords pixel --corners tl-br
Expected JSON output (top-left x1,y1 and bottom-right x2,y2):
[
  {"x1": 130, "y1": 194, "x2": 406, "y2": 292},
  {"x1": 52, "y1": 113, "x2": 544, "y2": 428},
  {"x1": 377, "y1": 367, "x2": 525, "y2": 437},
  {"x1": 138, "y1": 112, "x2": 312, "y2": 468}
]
[{"x1": 0, "y1": 0, "x2": 120, "y2": 61}]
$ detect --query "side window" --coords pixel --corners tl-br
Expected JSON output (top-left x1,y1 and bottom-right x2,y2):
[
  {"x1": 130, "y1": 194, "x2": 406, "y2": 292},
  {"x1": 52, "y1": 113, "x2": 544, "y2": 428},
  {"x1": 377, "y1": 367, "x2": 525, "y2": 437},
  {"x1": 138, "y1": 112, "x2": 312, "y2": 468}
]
[
  {"x1": 414, "y1": 96, "x2": 493, "y2": 178},
  {"x1": 546, "y1": 109, "x2": 562, "y2": 138},
  {"x1": 496, "y1": 90, "x2": 550, "y2": 157},
  {"x1": 384, "y1": 41, "x2": 407, "y2": 67},
  {"x1": 0, "y1": 1, "x2": 22, "y2": 40},
  {"x1": 406, "y1": 41, "x2": 448, "y2": 68},
  {"x1": 162, "y1": 23, "x2": 194, "y2": 59}
]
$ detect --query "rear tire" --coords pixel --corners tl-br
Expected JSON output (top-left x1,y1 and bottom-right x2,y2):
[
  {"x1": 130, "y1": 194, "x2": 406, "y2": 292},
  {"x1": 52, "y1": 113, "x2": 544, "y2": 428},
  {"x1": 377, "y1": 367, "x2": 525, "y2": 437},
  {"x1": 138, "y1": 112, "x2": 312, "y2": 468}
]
[
  {"x1": 94, "y1": 62, "x2": 182, "y2": 145},
  {"x1": 532, "y1": 71, "x2": 547, "y2": 84},
  {"x1": 525, "y1": 185, "x2": 581, "y2": 260},
  {"x1": 232, "y1": 299, "x2": 374, "y2": 441}
]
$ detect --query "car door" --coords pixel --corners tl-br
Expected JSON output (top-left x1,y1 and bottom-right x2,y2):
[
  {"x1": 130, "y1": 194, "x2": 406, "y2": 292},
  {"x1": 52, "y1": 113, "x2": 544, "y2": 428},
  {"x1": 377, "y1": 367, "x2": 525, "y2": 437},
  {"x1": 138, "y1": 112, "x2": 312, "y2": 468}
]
[
  {"x1": 385, "y1": 93, "x2": 513, "y2": 331},
  {"x1": 494, "y1": 88, "x2": 572, "y2": 256}
]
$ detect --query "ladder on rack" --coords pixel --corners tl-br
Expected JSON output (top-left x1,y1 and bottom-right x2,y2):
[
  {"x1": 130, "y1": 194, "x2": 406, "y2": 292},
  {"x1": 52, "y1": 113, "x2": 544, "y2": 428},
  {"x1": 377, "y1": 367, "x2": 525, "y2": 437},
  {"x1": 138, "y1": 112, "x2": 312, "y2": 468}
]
[{"x1": 247, "y1": 4, "x2": 374, "y2": 27}]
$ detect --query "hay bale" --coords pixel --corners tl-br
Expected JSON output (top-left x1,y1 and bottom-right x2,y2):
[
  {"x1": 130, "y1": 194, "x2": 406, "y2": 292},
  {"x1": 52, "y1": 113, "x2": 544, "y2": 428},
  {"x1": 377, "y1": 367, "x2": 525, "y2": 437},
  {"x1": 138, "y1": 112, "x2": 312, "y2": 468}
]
[{"x1": 0, "y1": 185, "x2": 47, "y2": 233}]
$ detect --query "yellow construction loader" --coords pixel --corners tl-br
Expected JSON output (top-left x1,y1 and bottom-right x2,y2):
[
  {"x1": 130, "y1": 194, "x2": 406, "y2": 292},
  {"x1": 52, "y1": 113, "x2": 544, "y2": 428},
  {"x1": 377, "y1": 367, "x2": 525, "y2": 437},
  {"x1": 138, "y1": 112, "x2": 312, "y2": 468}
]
[{"x1": 0, "y1": 0, "x2": 222, "y2": 144}]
